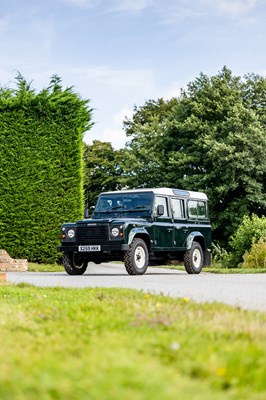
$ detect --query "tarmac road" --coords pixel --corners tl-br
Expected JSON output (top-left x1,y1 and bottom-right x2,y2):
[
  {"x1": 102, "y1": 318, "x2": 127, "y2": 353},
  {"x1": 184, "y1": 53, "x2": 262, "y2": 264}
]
[{"x1": 7, "y1": 263, "x2": 266, "y2": 312}]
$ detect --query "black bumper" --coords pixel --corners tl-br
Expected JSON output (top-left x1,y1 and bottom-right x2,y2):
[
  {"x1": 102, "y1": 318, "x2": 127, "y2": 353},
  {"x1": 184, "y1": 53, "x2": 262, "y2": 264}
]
[{"x1": 57, "y1": 243, "x2": 129, "y2": 252}]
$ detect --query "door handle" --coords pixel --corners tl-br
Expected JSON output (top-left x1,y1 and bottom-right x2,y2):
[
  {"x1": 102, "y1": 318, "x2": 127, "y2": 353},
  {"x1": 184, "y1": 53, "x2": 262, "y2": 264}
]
[{"x1": 167, "y1": 228, "x2": 173, "y2": 232}]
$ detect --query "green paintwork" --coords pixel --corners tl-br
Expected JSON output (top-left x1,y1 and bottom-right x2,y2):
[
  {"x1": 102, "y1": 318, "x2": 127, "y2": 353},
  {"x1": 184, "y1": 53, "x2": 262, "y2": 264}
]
[{"x1": 59, "y1": 188, "x2": 212, "y2": 265}]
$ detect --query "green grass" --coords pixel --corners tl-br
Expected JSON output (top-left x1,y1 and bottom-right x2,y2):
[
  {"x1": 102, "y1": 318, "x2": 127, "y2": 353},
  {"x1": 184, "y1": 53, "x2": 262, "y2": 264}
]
[
  {"x1": 205, "y1": 267, "x2": 266, "y2": 274},
  {"x1": 158, "y1": 263, "x2": 266, "y2": 274},
  {"x1": 0, "y1": 283, "x2": 266, "y2": 399},
  {"x1": 28, "y1": 262, "x2": 266, "y2": 274},
  {"x1": 28, "y1": 263, "x2": 64, "y2": 272}
]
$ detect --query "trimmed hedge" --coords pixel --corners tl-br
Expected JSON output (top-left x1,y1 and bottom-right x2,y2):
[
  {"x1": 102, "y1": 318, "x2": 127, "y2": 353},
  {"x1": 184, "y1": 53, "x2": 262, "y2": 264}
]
[{"x1": 0, "y1": 74, "x2": 92, "y2": 263}]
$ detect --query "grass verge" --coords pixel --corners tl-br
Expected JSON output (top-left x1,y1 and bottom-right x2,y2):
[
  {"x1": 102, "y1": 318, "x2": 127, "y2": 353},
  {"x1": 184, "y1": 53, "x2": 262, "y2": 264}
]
[
  {"x1": 0, "y1": 283, "x2": 266, "y2": 399},
  {"x1": 28, "y1": 262, "x2": 266, "y2": 274},
  {"x1": 28, "y1": 263, "x2": 64, "y2": 272}
]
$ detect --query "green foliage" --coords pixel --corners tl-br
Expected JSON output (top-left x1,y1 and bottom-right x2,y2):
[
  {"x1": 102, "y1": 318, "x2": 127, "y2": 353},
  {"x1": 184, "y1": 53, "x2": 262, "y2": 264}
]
[
  {"x1": 83, "y1": 140, "x2": 125, "y2": 207},
  {"x1": 1, "y1": 285, "x2": 266, "y2": 399},
  {"x1": 123, "y1": 67, "x2": 266, "y2": 245},
  {"x1": 226, "y1": 214, "x2": 266, "y2": 268},
  {"x1": 211, "y1": 242, "x2": 229, "y2": 264},
  {"x1": 122, "y1": 98, "x2": 179, "y2": 188},
  {"x1": 240, "y1": 239, "x2": 266, "y2": 269},
  {"x1": 0, "y1": 74, "x2": 93, "y2": 262}
]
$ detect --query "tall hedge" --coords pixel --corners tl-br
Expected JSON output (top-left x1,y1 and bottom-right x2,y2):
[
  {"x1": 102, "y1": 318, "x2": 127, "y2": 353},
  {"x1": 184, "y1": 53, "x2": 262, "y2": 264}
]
[{"x1": 0, "y1": 74, "x2": 93, "y2": 263}]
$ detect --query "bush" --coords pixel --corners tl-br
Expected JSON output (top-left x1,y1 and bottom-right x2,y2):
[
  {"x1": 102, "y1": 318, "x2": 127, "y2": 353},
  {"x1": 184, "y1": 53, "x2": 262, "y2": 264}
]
[
  {"x1": 211, "y1": 242, "x2": 229, "y2": 265},
  {"x1": 225, "y1": 214, "x2": 266, "y2": 268},
  {"x1": 240, "y1": 239, "x2": 266, "y2": 269}
]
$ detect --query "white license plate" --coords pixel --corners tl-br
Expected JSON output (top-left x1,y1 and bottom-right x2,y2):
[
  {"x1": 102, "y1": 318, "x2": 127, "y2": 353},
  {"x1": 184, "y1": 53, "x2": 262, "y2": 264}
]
[{"x1": 78, "y1": 245, "x2": 101, "y2": 252}]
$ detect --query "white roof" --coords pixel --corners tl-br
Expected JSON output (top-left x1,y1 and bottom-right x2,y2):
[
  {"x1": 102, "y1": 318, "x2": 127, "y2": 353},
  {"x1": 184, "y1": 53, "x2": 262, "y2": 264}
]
[{"x1": 101, "y1": 187, "x2": 208, "y2": 200}]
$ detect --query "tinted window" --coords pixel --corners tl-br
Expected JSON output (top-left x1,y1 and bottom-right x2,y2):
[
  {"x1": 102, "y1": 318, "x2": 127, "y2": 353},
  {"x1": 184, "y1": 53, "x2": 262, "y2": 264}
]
[
  {"x1": 188, "y1": 200, "x2": 198, "y2": 219},
  {"x1": 154, "y1": 196, "x2": 169, "y2": 217},
  {"x1": 171, "y1": 198, "x2": 184, "y2": 219},
  {"x1": 198, "y1": 201, "x2": 207, "y2": 219},
  {"x1": 188, "y1": 200, "x2": 208, "y2": 219}
]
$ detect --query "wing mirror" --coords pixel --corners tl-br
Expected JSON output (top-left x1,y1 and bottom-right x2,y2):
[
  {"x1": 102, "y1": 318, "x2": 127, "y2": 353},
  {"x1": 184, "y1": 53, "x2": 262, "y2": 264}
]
[{"x1": 157, "y1": 205, "x2": 164, "y2": 216}]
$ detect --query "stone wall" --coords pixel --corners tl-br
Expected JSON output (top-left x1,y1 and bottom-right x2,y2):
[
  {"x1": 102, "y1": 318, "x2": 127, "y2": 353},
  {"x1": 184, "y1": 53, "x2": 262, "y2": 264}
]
[{"x1": 0, "y1": 250, "x2": 28, "y2": 272}]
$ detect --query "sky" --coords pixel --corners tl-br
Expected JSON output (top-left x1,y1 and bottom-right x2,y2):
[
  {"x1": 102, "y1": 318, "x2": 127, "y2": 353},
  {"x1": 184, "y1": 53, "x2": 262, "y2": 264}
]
[{"x1": 0, "y1": 0, "x2": 266, "y2": 149}]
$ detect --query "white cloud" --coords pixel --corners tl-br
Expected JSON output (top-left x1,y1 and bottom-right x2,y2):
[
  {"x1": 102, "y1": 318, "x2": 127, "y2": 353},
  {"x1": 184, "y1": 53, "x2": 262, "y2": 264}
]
[
  {"x1": 148, "y1": 0, "x2": 264, "y2": 24},
  {"x1": 59, "y1": 0, "x2": 263, "y2": 19},
  {"x1": 201, "y1": 0, "x2": 259, "y2": 15},
  {"x1": 68, "y1": 66, "x2": 154, "y2": 91},
  {"x1": 111, "y1": 0, "x2": 154, "y2": 13},
  {"x1": 0, "y1": 15, "x2": 10, "y2": 34},
  {"x1": 62, "y1": 0, "x2": 101, "y2": 8},
  {"x1": 84, "y1": 105, "x2": 130, "y2": 149}
]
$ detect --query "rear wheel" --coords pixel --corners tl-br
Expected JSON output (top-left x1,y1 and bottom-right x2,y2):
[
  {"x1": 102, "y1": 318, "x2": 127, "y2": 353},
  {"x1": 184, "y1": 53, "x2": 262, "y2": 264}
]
[
  {"x1": 183, "y1": 242, "x2": 203, "y2": 274},
  {"x1": 124, "y1": 238, "x2": 149, "y2": 275},
  {"x1": 62, "y1": 252, "x2": 88, "y2": 275}
]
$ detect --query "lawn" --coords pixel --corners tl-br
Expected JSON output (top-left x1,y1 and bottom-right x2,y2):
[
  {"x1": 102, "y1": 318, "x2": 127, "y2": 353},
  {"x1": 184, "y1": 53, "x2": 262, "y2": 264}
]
[{"x1": 1, "y1": 282, "x2": 266, "y2": 400}]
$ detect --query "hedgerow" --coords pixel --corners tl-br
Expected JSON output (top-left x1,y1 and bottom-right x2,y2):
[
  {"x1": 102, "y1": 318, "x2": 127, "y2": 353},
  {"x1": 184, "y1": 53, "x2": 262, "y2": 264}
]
[{"x1": 0, "y1": 74, "x2": 93, "y2": 262}]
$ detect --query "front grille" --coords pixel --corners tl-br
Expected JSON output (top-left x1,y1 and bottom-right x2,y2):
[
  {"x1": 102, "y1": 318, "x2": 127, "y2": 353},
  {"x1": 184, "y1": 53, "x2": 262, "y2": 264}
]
[{"x1": 76, "y1": 224, "x2": 108, "y2": 244}]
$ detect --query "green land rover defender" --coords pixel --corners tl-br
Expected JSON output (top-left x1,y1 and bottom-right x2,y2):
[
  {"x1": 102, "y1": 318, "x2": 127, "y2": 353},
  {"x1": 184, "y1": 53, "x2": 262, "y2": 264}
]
[{"x1": 58, "y1": 188, "x2": 212, "y2": 275}]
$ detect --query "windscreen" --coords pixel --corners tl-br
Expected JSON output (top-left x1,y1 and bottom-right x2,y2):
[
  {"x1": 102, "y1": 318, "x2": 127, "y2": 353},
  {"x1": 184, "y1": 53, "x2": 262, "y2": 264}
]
[{"x1": 94, "y1": 192, "x2": 153, "y2": 216}]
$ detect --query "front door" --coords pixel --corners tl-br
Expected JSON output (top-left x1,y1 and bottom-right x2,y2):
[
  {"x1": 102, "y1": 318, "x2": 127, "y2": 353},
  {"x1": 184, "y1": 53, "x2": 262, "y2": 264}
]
[
  {"x1": 170, "y1": 197, "x2": 188, "y2": 250},
  {"x1": 152, "y1": 196, "x2": 173, "y2": 250}
]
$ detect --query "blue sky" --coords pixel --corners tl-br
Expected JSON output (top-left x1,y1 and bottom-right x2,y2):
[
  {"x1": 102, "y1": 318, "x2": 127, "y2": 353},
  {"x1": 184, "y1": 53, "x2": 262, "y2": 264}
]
[{"x1": 1, "y1": 0, "x2": 266, "y2": 148}]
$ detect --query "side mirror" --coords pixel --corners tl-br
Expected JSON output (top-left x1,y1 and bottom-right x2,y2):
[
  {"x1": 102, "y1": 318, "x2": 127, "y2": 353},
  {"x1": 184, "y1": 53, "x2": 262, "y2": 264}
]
[
  {"x1": 157, "y1": 205, "x2": 164, "y2": 216},
  {"x1": 84, "y1": 205, "x2": 95, "y2": 219}
]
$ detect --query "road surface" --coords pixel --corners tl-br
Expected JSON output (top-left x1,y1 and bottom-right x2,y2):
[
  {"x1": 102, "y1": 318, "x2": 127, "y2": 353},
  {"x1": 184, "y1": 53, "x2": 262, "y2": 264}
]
[{"x1": 6, "y1": 263, "x2": 266, "y2": 312}]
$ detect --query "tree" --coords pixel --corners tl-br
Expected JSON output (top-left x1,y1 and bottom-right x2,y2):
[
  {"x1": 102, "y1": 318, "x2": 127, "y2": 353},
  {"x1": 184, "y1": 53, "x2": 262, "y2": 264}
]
[
  {"x1": 83, "y1": 140, "x2": 124, "y2": 207},
  {"x1": 122, "y1": 98, "x2": 179, "y2": 187},
  {"x1": 123, "y1": 67, "x2": 266, "y2": 245}
]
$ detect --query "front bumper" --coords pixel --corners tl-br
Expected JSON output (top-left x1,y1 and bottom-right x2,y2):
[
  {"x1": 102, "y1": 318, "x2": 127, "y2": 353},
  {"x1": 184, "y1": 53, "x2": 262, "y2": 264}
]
[{"x1": 57, "y1": 243, "x2": 129, "y2": 252}]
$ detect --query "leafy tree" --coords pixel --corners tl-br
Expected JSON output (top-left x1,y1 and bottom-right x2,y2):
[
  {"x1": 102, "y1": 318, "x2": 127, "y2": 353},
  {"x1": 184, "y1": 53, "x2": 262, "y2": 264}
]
[
  {"x1": 123, "y1": 67, "x2": 266, "y2": 245},
  {"x1": 83, "y1": 140, "x2": 124, "y2": 207},
  {"x1": 122, "y1": 98, "x2": 179, "y2": 187}
]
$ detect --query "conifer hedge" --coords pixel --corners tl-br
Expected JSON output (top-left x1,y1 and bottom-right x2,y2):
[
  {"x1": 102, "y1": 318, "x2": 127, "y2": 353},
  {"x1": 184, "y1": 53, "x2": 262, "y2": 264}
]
[{"x1": 0, "y1": 74, "x2": 93, "y2": 263}]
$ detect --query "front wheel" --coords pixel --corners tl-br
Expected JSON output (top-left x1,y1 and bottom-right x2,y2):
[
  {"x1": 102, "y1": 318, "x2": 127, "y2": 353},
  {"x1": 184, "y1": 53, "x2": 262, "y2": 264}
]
[
  {"x1": 62, "y1": 252, "x2": 88, "y2": 275},
  {"x1": 124, "y1": 238, "x2": 149, "y2": 275},
  {"x1": 183, "y1": 242, "x2": 203, "y2": 274}
]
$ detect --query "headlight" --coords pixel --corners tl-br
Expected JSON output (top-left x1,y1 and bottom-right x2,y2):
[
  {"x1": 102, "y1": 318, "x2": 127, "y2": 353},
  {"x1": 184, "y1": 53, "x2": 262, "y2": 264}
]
[
  {"x1": 111, "y1": 227, "x2": 120, "y2": 237},
  {"x1": 67, "y1": 229, "x2": 75, "y2": 239}
]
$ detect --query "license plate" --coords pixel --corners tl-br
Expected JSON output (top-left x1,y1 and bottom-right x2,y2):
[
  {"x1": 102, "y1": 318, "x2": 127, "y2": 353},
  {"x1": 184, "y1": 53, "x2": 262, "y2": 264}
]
[{"x1": 78, "y1": 245, "x2": 101, "y2": 252}]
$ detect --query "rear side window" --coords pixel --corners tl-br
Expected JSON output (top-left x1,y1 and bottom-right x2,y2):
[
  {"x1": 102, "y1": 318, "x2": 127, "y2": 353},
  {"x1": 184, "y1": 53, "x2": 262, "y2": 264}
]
[
  {"x1": 188, "y1": 200, "x2": 198, "y2": 219},
  {"x1": 198, "y1": 201, "x2": 207, "y2": 219},
  {"x1": 188, "y1": 200, "x2": 208, "y2": 219},
  {"x1": 171, "y1": 198, "x2": 185, "y2": 219}
]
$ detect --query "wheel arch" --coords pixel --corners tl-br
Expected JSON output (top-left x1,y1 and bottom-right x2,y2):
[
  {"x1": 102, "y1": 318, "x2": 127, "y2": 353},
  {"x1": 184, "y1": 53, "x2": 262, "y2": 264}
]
[
  {"x1": 128, "y1": 228, "x2": 151, "y2": 251},
  {"x1": 186, "y1": 232, "x2": 206, "y2": 251}
]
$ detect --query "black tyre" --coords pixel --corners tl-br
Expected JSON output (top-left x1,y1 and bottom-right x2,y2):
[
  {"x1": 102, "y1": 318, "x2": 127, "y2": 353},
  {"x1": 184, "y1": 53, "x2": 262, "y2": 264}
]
[
  {"x1": 124, "y1": 238, "x2": 149, "y2": 275},
  {"x1": 183, "y1": 242, "x2": 203, "y2": 274},
  {"x1": 62, "y1": 252, "x2": 88, "y2": 275}
]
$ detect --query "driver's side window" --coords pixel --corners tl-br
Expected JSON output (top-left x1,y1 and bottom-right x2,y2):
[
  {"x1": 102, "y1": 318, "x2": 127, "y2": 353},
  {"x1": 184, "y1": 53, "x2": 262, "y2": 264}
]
[{"x1": 154, "y1": 196, "x2": 169, "y2": 217}]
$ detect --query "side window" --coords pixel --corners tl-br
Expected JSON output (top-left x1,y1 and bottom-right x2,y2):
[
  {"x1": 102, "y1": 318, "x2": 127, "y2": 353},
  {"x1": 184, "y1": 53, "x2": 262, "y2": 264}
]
[
  {"x1": 188, "y1": 200, "x2": 198, "y2": 219},
  {"x1": 198, "y1": 201, "x2": 207, "y2": 219},
  {"x1": 187, "y1": 200, "x2": 208, "y2": 219},
  {"x1": 171, "y1": 198, "x2": 184, "y2": 219},
  {"x1": 154, "y1": 196, "x2": 169, "y2": 217}
]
